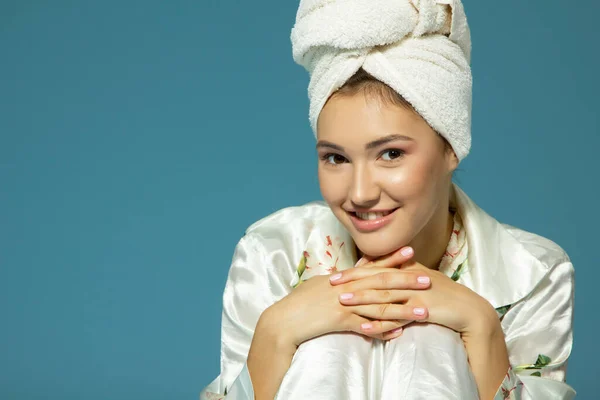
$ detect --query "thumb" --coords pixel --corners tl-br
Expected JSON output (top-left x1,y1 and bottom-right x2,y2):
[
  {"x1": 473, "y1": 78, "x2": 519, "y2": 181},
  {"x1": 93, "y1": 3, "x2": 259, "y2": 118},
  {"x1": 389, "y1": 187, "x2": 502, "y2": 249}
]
[{"x1": 362, "y1": 246, "x2": 414, "y2": 269}]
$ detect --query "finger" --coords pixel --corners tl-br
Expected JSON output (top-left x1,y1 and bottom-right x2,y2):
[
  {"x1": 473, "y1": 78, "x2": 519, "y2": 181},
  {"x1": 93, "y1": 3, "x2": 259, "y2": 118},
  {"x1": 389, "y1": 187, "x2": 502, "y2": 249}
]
[
  {"x1": 381, "y1": 326, "x2": 404, "y2": 341},
  {"x1": 339, "y1": 289, "x2": 410, "y2": 305},
  {"x1": 334, "y1": 269, "x2": 431, "y2": 291},
  {"x1": 357, "y1": 319, "x2": 410, "y2": 337},
  {"x1": 343, "y1": 314, "x2": 406, "y2": 336},
  {"x1": 359, "y1": 319, "x2": 413, "y2": 341},
  {"x1": 350, "y1": 304, "x2": 429, "y2": 322},
  {"x1": 398, "y1": 260, "x2": 427, "y2": 272},
  {"x1": 355, "y1": 270, "x2": 431, "y2": 291},
  {"x1": 382, "y1": 320, "x2": 419, "y2": 340},
  {"x1": 330, "y1": 267, "x2": 383, "y2": 285},
  {"x1": 363, "y1": 246, "x2": 415, "y2": 269}
]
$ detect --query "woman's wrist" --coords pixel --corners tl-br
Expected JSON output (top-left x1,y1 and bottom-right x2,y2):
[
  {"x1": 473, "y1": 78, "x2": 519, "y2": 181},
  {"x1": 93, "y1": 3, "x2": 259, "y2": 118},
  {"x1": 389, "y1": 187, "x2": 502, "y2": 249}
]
[
  {"x1": 248, "y1": 308, "x2": 297, "y2": 400},
  {"x1": 258, "y1": 305, "x2": 298, "y2": 354},
  {"x1": 463, "y1": 295, "x2": 501, "y2": 339},
  {"x1": 462, "y1": 316, "x2": 506, "y2": 357},
  {"x1": 461, "y1": 299, "x2": 510, "y2": 399}
]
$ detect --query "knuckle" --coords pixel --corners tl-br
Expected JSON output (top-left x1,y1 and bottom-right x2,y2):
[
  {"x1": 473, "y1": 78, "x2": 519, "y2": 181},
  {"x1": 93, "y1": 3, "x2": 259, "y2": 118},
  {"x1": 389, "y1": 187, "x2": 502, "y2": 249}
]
[
  {"x1": 409, "y1": 272, "x2": 421, "y2": 285},
  {"x1": 335, "y1": 305, "x2": 350, "y2": 321},
  {"x1": 377, "y1": 303, "x2": 390, "y2": 318},
  {"x1": 340, "y1": 314, "x2": 355, "y2": 330},
  {"x1": 370, "y1": 321, "x2": 385, "y2": 335},
  {"x1": 377, "y1": 272, "x2": 392, "y2": 286},
  {"x1": 333, "y1": 308, "x2": 344, "y2": 322}
]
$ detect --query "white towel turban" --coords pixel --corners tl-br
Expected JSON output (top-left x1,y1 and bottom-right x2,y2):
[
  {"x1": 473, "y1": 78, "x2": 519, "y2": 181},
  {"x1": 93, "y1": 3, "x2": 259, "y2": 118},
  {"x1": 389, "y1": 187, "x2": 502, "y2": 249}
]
[{"x1": 291, "y1": 0, "x2": 473, "y2": 160}]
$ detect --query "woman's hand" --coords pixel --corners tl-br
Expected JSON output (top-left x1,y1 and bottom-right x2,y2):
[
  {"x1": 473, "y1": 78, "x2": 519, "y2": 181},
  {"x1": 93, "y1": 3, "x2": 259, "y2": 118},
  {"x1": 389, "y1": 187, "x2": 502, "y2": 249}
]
[
  {"x1": 330, "y1": 260, "x2": 499, "y2": 337},
  {"x1": 329, "y1": 252, "x2": 510, "y2": 400},
  {"x1": 262, "y1": 246, "x2": 430, "y2": 348}
]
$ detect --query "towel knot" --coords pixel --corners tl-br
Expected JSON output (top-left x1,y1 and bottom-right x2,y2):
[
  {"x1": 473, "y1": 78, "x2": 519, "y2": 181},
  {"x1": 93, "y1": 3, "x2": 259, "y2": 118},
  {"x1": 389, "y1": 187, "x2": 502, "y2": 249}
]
[
  {"x1": 291, "y1": 0, "x2": 473, "y2": 161},
  {"x1": 410, "y1": 0, "x2": 452, "y2": 38},
  {"x1": 292, "y1": 0, "x2": 469, "y2": 71}
]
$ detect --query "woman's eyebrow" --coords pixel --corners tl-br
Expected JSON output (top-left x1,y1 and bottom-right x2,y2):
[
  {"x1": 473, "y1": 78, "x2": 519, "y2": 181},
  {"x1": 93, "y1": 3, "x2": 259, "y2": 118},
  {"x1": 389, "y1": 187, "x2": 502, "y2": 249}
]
[
  {"x1": 316, "y1": 141, "x2": 344, "y2": 151},
  {"x1": 365, "y1": 134, "x2": 414, "y2": 149},
  {"x1": 316, "y1": 134, "x2": 413, "y2": 152}
]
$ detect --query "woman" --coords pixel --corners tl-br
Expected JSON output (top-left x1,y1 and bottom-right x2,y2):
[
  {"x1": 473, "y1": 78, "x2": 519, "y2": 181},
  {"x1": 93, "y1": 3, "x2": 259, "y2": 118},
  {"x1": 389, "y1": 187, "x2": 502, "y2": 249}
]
[{"x1": 201, "y1": 0, "x2": 575, "y2": 399}]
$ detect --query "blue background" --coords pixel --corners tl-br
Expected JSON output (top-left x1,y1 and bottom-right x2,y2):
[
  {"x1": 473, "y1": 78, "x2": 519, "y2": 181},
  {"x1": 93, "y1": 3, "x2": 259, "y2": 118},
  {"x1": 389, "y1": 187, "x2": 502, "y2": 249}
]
[{"x1": 1, "y1": 1, "x2": 598, "y2": 398}]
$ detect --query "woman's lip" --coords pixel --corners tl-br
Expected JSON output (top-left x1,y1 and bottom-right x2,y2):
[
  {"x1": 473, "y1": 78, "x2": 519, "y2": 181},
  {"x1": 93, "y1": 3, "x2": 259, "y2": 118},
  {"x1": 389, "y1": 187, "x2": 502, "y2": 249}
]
[
  {"x1": 348, "y1": 208, "x2": 399, "y2": 232},
  {"x1": 351, "y1": 209, "x2": 396, "y2": 213}
]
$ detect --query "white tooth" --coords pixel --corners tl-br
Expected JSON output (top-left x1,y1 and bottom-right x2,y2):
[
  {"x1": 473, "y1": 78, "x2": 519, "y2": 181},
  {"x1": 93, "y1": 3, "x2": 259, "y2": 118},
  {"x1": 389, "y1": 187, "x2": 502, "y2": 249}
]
[{"x1": 356, "y1": 211, "x2": 395, "y2": 220}]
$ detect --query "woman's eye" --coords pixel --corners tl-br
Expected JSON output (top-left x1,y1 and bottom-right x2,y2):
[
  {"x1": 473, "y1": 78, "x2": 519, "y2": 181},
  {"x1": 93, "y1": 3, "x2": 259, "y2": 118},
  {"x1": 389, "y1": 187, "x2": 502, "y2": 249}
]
[
  {"x1": 381, "y1": 149, "x2": 405, "y2": 161},
  {"x1": 324, "y1": 154, "x2": 348, "y2": 165}
]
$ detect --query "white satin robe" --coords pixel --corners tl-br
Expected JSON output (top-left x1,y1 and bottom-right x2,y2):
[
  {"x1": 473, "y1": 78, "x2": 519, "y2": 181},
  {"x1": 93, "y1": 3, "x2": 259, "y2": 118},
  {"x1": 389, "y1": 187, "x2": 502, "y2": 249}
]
[{"x1": 200, "y1": 185, "x2": 576, "y2": 399}]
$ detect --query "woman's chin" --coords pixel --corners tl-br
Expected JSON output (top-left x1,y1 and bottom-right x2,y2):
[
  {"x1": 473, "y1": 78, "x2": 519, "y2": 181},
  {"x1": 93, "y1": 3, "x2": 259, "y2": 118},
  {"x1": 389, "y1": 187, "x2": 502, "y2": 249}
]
[{"x1": 354, "y1": 239, "x2": 408, "y2": 260}]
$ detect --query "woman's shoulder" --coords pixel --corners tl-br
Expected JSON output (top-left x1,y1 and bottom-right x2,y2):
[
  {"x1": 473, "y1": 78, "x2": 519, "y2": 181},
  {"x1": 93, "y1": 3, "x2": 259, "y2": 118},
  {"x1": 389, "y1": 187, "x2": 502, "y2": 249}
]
[
  {"x1": 456, "y1": 185, "x2": 572, "y2": 273},
  {"x1": 501, "y1": 223, "x2": 572, "y2": 270}
]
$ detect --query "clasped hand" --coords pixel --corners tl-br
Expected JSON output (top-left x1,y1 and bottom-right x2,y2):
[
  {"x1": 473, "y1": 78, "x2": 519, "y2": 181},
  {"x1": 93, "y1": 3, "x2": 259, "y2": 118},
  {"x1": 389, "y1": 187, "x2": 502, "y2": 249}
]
[
  {"x1": 330, "y1": 247, "x2": 497, "y2": 340},
  {"x1": 268, "y1": 246, "x2": 496, "y2": 348}
]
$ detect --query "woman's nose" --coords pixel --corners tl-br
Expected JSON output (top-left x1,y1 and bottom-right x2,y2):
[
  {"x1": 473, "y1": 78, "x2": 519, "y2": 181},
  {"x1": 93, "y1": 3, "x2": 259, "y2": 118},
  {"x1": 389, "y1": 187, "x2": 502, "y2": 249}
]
[{"x1": 349, "y1": 165, "x2": 380, "y2": 207}]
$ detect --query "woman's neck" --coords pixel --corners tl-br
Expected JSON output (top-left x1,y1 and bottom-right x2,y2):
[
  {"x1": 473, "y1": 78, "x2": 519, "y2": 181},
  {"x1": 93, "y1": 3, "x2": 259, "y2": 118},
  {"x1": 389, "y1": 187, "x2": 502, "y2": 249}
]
[{"x1": 410, "y1": 207, "x2": 455, "y2": 270}]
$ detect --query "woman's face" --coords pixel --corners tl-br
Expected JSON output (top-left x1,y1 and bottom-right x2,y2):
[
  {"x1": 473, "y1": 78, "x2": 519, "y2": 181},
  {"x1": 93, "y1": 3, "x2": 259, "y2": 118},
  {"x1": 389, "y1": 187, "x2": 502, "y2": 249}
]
[{"x1": 316, "y1": 93, "x2": 458, "y2": 258}]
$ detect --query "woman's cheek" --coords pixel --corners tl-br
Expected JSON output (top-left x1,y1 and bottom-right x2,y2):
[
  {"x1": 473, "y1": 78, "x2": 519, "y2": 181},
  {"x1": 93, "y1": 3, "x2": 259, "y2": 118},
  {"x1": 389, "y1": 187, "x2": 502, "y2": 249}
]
[
  {"x1": 318, "y1": 168, "x2": 347, "y2": 205},
  {"x1": 390, "y1": 161, "x2": 430, "y2": 194},
  {"x1": 380, "y1": 167, "x2": 418, "y2": 199}
]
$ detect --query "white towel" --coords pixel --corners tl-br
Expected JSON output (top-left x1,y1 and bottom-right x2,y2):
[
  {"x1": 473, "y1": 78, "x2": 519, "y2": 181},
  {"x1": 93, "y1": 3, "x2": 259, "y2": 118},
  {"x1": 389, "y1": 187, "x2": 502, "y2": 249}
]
[{"x1": 291, "y1": 0, "x2": 473, "y2": 160}]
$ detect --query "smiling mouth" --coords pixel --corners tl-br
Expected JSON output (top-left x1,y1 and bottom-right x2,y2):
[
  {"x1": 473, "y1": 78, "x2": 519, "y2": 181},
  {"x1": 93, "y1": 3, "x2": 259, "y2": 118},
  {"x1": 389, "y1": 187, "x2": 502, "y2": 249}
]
[{"x1": 351, "y1": 209, "x2": 398, "y2": 220}]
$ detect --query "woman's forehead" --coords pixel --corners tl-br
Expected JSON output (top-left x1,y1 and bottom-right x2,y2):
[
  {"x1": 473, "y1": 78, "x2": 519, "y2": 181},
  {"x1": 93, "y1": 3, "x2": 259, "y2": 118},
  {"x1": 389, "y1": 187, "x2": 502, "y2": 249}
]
[{"x1": 316, "y1": 94, "x2": 433, "y2": 145}]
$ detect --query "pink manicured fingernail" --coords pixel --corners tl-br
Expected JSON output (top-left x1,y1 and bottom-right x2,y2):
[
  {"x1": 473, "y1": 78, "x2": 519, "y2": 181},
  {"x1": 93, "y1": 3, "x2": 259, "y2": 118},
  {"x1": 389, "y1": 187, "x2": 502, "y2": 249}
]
[
  {"x1": 417, "y1": 276, "x2": 430, "y2": 285},
  {"x1": 390, "y1": 327, "x2": 403, "y2": 334},
  {"x1": 361, "y1": 323, "x2": 373, "y2": 330},
  {"x1": 330, "y1": 273, "x2": 342, "y2": 282},
  {"x1": 413, "y1": 307, "x2": 426, "y2": 316},
  {"x1": 340, "y1": 293, "x2": 354, "y2": 300},
  {"x1": 400, "y1": 247, "x2": 414, "y2": 257}
]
